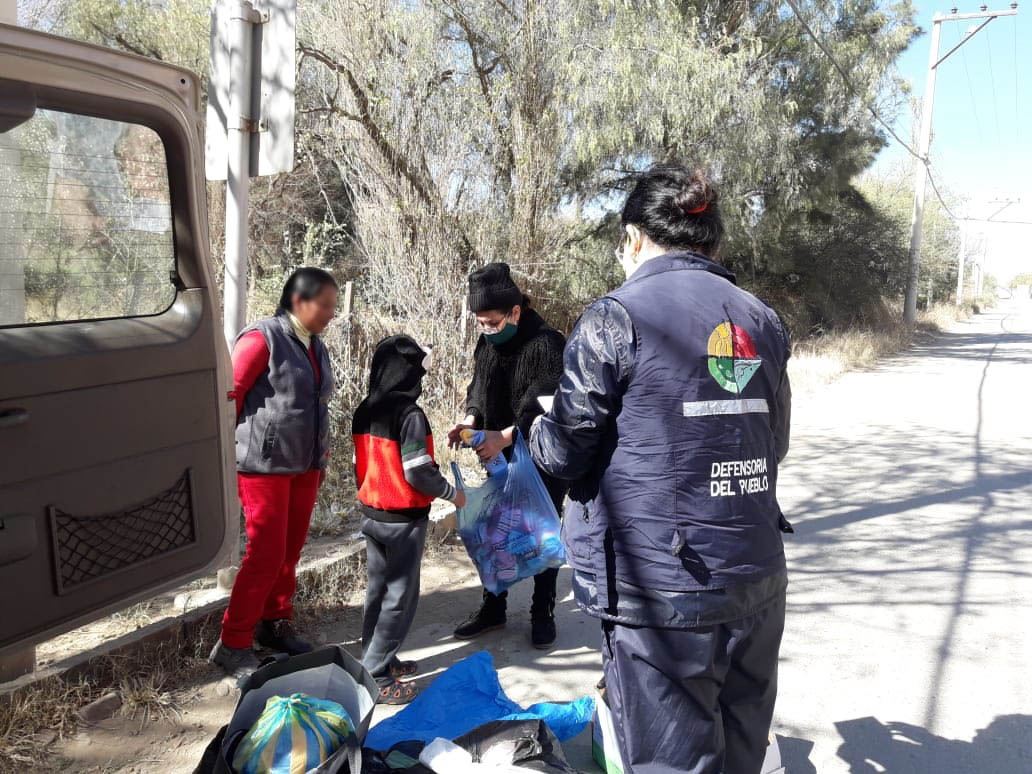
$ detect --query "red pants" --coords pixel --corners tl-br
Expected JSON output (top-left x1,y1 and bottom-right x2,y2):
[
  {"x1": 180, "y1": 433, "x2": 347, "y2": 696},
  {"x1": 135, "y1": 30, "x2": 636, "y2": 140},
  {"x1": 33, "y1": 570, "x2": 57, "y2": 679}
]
[{"x1": 220, "y1": 470, "x2": 321, "y2": 648}]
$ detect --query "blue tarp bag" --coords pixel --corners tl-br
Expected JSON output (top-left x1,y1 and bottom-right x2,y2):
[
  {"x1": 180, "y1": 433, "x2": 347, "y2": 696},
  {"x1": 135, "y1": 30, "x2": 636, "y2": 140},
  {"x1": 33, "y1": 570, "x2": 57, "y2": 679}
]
[
  {"x1": 451, "y1": 431, "x2": 565, "y2": 595},
  {"x1": 364, "y1": 651, "x2": 594, "y2": 751}
]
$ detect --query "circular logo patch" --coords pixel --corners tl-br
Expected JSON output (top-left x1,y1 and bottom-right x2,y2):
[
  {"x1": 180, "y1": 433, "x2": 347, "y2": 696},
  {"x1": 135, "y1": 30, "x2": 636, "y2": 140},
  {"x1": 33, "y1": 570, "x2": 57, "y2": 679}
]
[{"x1": 707, "y1": 323, "x2": 762, "y2": 394}]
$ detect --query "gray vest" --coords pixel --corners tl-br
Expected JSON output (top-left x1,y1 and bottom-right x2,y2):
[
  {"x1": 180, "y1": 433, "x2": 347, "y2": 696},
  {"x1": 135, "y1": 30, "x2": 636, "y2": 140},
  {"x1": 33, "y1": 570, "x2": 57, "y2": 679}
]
[{"x1": 235, "y1": 312, "x2": 333, "y2": 474}]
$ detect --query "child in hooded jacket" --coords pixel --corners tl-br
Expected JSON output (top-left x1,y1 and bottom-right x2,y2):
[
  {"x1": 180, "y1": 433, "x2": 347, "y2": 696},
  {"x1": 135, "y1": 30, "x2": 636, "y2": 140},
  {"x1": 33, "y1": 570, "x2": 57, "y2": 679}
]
[{"x1": 352, "y1": 335, "x2": 465, "y2": 704}]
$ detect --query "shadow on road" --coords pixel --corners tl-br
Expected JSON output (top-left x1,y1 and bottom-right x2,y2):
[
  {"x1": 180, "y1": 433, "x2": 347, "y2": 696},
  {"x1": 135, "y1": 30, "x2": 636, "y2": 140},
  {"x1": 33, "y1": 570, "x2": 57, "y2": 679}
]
[
  {"x1": 776, "y1": 735, "x2": 818, "y2": 773},
  {"x1": 834, "y1": 715, "x2": 1032, "y2": 773},
  {"x1": 775, "y1": 305, "x2": 1032, "y2": 767}
]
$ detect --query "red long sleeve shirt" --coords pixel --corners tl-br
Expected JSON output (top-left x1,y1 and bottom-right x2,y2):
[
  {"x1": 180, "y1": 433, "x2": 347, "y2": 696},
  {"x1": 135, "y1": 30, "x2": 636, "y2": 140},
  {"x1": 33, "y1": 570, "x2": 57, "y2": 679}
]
[{"x1": 231, "y1": 330, "x2": 321, "y2": 418}]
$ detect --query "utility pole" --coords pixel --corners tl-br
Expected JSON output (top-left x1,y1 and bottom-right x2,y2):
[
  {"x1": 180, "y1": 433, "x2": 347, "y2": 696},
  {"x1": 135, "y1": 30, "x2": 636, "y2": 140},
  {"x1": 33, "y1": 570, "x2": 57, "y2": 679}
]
[
  {"x1": 904, "y1": 4, "x2": 1019, "y2": 326},
  {"x1": 956, "y1": 197, "x2": 1019, "y2": 305},
  {"x1": 208, "y1": 0, "x2": 297, "y2": 349},
  {"x1": 976, "y1": 234, "x2": 989, "y2": 298},
  {"x1": 955, "y1": 222, "x2": 967, "y2": 306}
]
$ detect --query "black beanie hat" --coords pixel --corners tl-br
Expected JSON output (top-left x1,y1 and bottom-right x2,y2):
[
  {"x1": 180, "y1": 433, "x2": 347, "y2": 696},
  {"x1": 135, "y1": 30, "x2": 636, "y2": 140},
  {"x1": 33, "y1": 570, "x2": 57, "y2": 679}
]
[{"x1": 468, "y1": 263, "x2": 523, "y2": 313}]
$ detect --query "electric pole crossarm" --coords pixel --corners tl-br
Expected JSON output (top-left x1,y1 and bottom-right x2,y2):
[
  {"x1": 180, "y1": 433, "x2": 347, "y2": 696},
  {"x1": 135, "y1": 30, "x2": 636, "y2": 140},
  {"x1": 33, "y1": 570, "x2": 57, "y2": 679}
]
[
  {"x1": 933, "y1": 9, "x2": 1017, "y2": 68},
  {"x1": 937, "y1": 8, "x2": 1018, "y2": 20},
  {"x1": 934, "y1": 18, "x2": 996, "y2": 68}
]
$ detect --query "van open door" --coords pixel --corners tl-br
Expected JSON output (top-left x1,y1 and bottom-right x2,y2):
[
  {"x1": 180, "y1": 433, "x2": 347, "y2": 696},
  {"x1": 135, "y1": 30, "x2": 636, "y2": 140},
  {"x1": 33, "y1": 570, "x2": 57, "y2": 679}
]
[{"x1": 0, "y1": 25, "x2": 237, "y2": 658}]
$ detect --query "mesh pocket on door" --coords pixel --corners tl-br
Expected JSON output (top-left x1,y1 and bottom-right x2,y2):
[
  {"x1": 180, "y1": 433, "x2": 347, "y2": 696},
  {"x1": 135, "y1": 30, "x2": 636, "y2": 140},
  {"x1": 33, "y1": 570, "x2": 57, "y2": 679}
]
[{"x1": 49, "y1": 470, "x2": 197, "y2": 594}]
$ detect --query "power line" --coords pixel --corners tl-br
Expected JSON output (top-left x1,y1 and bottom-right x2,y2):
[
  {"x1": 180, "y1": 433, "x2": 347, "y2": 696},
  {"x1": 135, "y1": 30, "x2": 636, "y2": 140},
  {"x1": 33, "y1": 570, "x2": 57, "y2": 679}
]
[
  {"x1": 958, "y1": 25, "x2": 984, "y2": 143},
  {"x1": 783, "y1": 0, "x2": 923, "y2": 158},
  {"x1": 925, "y1": 167, "x2": 959, "y2": 221},
  {"x1": 781, "y1": 0, "x2": 959, "y2": 220},
  {"x1": 985, "y1": 29, "x2": 1002, "y2": 143}
]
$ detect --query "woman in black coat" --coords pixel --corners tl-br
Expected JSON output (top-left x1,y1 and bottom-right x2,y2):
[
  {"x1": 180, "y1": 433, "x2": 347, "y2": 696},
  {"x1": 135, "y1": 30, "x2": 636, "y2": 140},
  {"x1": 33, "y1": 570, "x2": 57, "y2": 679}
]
[{"x1": 448, "y1": 263, "x2": 568, "y2": 649}]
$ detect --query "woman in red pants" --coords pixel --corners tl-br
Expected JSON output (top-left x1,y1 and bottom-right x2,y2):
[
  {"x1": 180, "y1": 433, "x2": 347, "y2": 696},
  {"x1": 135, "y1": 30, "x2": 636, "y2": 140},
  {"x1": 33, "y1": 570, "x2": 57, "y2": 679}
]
[{"x1": 209, "y1": 267, "x2": 338, "y2": 680}]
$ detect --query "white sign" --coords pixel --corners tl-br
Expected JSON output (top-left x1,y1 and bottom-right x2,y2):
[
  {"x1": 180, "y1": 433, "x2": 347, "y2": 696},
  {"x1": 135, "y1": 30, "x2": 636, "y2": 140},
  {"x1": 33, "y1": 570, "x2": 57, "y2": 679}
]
[{"x1": 205, "y1": 0, "x2": 296, "y2": 180}]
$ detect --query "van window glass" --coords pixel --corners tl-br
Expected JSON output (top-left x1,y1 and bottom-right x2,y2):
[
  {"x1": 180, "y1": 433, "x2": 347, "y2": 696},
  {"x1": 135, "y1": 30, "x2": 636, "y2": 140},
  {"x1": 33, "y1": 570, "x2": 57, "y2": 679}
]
[{"x1": 0, "y1": 110, "x2": 175, "y2": 326}]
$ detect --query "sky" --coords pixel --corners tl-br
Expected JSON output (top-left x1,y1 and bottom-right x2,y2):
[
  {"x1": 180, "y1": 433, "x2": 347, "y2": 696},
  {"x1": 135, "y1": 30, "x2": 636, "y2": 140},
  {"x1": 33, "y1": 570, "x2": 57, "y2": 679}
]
[{"x1": 873, "y1": 2, "x2": 1031, "y2": 283}]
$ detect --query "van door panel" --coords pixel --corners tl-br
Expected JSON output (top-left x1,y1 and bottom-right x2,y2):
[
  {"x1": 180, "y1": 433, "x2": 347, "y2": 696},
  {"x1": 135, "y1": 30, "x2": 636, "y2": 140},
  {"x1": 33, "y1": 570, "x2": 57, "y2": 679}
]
[{"x1": 0, "y1": 26, "x2": 236, "y2": 656}]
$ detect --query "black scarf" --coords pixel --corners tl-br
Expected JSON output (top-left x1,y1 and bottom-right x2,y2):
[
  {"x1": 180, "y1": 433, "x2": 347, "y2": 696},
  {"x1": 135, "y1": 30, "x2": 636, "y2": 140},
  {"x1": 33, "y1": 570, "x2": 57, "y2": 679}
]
[{"x1": 467, "y1": 308, "x2": 564, "y2": 435}]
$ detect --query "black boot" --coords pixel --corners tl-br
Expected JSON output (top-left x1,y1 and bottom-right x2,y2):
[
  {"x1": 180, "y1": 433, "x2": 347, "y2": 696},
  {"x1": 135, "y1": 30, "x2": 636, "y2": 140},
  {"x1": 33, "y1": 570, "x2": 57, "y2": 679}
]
[
  {"x1": 530, "y1": 569, "x2": 558, "y2": 650},
  {"x1": 454, "y1": 590, "x2": 507, "y2": 640},
  {"x1": 208, "y1": 639, "x2": 260, "y2": 683},
  {"x1": 256, "y1": 619, "x2": 314, "y2": 655}
]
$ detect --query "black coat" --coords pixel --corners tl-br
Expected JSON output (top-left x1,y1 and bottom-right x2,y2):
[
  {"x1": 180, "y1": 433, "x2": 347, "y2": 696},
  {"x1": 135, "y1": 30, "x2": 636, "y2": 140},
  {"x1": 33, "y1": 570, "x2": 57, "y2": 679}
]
[{"x1": 464, "y1": 308, "x2": 567, "y2": 508}]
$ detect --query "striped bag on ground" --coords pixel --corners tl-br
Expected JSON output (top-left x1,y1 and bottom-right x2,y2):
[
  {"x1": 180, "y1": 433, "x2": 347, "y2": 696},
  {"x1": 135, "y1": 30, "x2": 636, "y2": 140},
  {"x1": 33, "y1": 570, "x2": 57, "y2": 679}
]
[{"x1": 231, "y1": 692, "x2": 355, "y2": 774}]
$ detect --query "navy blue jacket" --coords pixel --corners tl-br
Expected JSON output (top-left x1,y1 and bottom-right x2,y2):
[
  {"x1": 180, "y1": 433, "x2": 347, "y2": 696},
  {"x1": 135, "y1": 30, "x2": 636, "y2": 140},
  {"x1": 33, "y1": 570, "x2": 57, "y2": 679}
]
[{"x1": 530, "y1": 252, "x2": 791, "y2": 624}]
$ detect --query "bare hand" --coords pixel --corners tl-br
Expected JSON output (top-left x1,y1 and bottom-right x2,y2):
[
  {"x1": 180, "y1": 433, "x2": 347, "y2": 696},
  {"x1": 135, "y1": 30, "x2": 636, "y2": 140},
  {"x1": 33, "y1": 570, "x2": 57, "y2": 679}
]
[
  {"x1": 448, "y1": 422, "x2": 474, "y2": 450},
  {"x1": 451, "y1": 489, "x2": 467, "y2": 509},
  {"x1": 475, "y1": 429, "x2": 512, "y2": 462}
]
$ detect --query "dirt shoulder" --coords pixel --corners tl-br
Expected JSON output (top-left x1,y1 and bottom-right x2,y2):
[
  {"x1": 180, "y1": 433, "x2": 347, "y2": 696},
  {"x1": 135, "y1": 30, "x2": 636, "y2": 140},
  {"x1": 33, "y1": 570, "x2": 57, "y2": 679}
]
[{"x1": 45, "y1": 547, "x2": 602, "y2": 773}]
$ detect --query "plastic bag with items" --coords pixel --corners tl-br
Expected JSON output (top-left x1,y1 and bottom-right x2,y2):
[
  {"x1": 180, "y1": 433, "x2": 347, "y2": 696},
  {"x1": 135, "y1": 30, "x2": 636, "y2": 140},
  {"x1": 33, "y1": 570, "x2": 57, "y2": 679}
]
[
  {"x1": 232, "y1": 693, "x2": 354, "y2": 774},
  {"x1": 451, "y1": 431, "x2": 565, "y2": 595}
]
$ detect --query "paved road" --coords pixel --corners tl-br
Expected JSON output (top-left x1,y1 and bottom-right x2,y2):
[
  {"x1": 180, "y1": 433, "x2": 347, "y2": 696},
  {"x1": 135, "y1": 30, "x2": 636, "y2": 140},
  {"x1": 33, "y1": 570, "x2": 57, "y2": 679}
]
[
  {"x1": 344, "y1": 300, "x2": 1032, "y2": 773},
  {"x1": 774, "y1": 298, "x2": 1032, "y2": 772}
]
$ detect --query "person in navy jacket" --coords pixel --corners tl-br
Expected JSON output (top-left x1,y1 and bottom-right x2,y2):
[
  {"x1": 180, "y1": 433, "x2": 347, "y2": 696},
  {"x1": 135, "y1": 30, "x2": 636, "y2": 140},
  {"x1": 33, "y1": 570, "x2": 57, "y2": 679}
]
[{"x1": 530, "y1": 164, "x2": 792, "y2": 774}]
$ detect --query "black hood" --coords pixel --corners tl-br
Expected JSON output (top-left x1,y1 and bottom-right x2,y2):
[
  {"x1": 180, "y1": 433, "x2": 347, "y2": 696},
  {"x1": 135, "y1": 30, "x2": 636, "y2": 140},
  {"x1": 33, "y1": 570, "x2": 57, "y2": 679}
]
[{"x1": 363, "y1": 334, "x2": 426, "y2": 408}]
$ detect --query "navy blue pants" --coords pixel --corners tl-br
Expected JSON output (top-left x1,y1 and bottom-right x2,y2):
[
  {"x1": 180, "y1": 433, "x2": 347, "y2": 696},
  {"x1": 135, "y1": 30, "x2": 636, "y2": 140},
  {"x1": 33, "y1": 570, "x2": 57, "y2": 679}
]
[{"x1": 601, "y1": 591, "x2": 785, "y2": 774}]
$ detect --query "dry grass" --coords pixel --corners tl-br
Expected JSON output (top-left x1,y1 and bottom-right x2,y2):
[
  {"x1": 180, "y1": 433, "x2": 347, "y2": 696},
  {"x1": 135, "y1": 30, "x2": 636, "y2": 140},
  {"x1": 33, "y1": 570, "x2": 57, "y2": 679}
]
[
  {"x1": 0, "y1": 676, "x2": 94, "y2": 772},
  {"x1": 918, "y1": 302, "x2": 972, "y2": 333},
  {"x1": 0, "y1": 611, "x2": 222, "y2": 772},
  {"x1": 109, "y1": 600, "x2": 164, "y2": 630},
  {"x1": 789, "y1": 303, "x2": 971, "y2": 394},
  {"x1": 118, "y1": 672, "x2": 181, "y2": 724}
]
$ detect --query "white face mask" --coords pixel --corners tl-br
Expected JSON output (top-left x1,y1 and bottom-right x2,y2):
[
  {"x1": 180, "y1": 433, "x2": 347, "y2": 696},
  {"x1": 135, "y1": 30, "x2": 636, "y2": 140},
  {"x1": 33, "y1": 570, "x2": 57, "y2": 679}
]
[{"x1": 420, "y1": 345, "x2": 433, "y2": 372}]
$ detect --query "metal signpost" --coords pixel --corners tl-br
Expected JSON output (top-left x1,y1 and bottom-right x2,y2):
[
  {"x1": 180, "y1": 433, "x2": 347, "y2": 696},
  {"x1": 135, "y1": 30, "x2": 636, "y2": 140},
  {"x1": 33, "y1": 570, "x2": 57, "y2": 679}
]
[{"x1": 206, "y1": 0, "x2": 297, "y2": 349}]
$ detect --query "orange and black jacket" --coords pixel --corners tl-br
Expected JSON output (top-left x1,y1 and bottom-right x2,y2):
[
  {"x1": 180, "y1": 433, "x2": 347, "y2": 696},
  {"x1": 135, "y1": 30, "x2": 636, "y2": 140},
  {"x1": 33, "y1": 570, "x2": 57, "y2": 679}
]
[{"x1": 352, "y1": 335, "x2": 454, "y2": 523}]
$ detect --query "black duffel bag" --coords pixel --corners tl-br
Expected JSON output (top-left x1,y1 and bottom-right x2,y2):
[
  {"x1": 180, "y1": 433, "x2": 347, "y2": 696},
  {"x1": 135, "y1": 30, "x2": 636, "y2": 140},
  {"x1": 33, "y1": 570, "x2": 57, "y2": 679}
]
[{"x1": 195, "y1": 645, "x2": 378, "y2": 774}]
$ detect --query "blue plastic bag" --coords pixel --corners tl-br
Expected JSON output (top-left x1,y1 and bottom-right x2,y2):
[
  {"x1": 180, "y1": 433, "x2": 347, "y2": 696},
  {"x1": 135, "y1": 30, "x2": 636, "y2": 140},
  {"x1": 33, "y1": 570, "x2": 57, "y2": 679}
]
[
  {"x1": 451, "y1": 431, "x2": 566, "y2": 595},
  {"x1": 364, "y1": 651, "x2": 594, "y2": 751}
]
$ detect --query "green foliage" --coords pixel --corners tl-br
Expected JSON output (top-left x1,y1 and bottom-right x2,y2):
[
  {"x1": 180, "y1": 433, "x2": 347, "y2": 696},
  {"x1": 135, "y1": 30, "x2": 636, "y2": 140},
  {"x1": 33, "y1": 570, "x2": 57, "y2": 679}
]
[
  {"x1": 1009, "y1": 272, "x2": 1032, "y2": 289},
  {"x1": 63, "y1": 0, "x2": 210, "y2": 76},
  {"x1": 37, "y1": 0, "x2": 935, "y2": 513},
  {"x1": 748, "y1": 186, "x2": 910, "y2": 334},
  {"x1": 858, "y1": 163, "x2": 961, "y2": 307}
]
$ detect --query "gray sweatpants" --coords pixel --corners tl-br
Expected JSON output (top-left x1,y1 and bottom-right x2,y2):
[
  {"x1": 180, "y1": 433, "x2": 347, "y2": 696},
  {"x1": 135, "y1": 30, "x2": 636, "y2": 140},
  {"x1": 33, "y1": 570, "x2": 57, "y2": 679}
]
[{"x1": 360, "y1": 516, "x2": 428, "y2": 687}]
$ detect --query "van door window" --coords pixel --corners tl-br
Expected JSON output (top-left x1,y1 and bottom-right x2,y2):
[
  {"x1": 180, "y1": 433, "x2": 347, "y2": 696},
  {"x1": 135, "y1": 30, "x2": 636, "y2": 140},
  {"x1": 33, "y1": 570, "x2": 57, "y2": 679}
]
[{"x1": 0, "y1": 110, "x2": 175, "y2": 327}]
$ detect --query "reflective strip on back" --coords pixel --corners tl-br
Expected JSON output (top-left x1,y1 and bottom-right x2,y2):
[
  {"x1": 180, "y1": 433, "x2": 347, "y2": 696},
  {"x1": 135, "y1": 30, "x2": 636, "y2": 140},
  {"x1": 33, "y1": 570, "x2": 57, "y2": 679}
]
[{"x1": 682, "y1": 399, "x2": 770, "y2": 417}]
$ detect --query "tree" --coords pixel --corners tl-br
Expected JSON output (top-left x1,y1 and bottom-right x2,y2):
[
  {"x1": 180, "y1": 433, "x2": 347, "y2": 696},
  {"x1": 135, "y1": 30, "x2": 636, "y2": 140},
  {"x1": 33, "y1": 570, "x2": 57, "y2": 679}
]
[
  {"x1": 296, "y1": 0, "x2": 918, "y2": 322},
  {"x1": 1009, "y1": 272, "x2": 1032, "y2": 289},
  {"x1": 859, "y1": 161, "x2": 961, "y2": 308}
]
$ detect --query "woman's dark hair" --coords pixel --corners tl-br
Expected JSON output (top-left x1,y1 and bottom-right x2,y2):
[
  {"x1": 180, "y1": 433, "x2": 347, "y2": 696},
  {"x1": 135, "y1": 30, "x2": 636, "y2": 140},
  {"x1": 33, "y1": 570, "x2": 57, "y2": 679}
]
[
  {"x1": 621, "y1": 164, "x2": 724, "y2": 255},
  {"x1": 279, "y1": 267, "x2": 339, "y2": 312}
]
